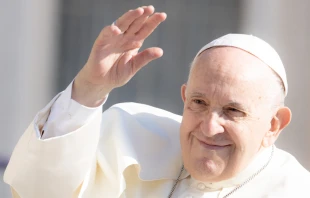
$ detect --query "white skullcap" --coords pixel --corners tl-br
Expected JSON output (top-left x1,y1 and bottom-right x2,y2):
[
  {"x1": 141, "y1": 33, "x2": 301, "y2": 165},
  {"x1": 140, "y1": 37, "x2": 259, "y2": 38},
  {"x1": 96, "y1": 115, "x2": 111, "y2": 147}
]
[{"x1": 195, "y1": 34, "x2": 288, "y2": 96}]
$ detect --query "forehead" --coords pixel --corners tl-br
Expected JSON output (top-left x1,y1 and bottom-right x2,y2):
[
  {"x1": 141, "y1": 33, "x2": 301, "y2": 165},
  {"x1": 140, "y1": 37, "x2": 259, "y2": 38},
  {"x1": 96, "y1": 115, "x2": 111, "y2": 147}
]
[
  {"x1": 188, "y1": 47, "x2": 273, "y2": 104},
  {"x1": 192, "y1": 47, "x2": 269, "y2": 79}
]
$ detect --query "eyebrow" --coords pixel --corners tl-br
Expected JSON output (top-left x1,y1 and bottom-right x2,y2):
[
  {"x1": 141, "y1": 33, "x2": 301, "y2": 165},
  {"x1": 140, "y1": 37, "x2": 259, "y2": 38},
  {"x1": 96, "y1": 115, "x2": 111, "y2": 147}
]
[{"x1": 190, "y1": 92, "x2": 207, "y2": 98}]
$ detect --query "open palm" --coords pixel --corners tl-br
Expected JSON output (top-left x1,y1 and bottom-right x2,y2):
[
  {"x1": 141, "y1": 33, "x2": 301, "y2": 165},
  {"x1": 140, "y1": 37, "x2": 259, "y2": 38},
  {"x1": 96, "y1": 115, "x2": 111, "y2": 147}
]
[{"x1": 75, "y1": 6, "x2": 166, "y2": 106}]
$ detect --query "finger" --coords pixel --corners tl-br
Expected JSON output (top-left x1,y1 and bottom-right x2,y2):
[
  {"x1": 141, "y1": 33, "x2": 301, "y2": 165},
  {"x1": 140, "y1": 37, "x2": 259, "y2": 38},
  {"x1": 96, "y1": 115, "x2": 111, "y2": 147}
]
[
  {"x1": 130, "y1": 47, "x2": 163, "y2": 73},
  {"x1": 125, "y1": 5, "x2": 154, "y2": 34},
  {"x1": 95, "y1": 25, "x2": 122, "y2": 45},
  {"x1": 135, "y1": 12, "x2": 167, "y2": 40},
  {"x1": 115, "y1": 7, "x2": 144, "y2": 32},
  {"x1": 117, "y1": 49, "x2": 138, "y2": 67},
  {"x1": 100, "y1": 25, "x2": 122, "y2": 38}
]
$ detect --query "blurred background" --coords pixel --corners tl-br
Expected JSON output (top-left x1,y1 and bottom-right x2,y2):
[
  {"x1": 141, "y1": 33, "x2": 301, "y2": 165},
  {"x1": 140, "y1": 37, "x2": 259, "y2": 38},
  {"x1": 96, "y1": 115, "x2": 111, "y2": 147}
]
[{"x1": 1, "y1": 0, "x2": 309, "y2": 197}]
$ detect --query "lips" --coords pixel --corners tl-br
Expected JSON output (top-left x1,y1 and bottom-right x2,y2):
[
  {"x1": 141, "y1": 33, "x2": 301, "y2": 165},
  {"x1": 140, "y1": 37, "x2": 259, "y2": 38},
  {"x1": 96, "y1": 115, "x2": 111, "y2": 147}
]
[{"x1": 195, "y1": 137, "x2": 231, "y2": 150}]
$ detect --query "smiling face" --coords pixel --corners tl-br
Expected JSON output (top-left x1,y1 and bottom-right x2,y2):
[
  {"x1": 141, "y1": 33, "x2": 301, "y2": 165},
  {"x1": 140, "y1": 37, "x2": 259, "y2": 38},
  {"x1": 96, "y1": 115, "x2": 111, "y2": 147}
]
[{"x1": 180, "y1": 47, "x2": 290, "y2": 182}]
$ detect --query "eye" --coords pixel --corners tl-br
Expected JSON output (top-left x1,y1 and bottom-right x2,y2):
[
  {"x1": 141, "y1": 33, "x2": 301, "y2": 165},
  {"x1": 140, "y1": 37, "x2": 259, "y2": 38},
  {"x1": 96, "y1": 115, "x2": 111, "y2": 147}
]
[
  {"x1": 227, "y1": 107, "x2": 240, "y2": 112},
  {"x1": 188, "y1": 99, "x2": 207, "y2": 111},
  {"x1": 193, "y1": 99, "x2": 205, "y2": 105},
  {"x1": 225, "y1": 107, "x2": 246, "y2": 117}
]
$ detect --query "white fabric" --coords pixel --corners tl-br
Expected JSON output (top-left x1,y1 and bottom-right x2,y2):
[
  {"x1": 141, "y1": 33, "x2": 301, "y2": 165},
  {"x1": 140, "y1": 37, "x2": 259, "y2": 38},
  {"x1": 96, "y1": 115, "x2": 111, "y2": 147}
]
[
  {"x1": 195, "y1": 34, "x2": 288, "y2": 96},
  {"x1": 4, "y1": 83, "x2": 310, "y2": 198},
  {"x1": 42, "y1": 81, "x2": 104, "y2": 139}
]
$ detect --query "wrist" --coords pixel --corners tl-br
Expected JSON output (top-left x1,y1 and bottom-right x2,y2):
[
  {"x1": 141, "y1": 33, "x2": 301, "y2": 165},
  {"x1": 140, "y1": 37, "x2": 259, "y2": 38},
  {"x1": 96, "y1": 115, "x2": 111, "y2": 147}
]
[{"x1": 72, "y1": 75, "x2": 111, "y2": 107}]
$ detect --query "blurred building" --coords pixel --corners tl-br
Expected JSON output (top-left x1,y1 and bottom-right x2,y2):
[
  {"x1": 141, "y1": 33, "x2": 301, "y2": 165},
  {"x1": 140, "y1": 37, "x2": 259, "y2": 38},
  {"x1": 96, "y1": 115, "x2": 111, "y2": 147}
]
[{"x1": 1, "y1": 0, "x2": 309, "y2": 197}]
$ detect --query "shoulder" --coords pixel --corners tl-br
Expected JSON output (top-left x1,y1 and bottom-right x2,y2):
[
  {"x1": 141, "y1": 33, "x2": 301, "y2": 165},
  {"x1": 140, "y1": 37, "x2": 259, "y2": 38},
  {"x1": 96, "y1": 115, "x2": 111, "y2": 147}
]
[
  {"x1": 273, "y1": 147, "x2": 310, "y2": 177},
  {"x1": 250, "y1": 147, "x2": 310, "y2": 197},
  {"x1": 99, "y1": 102, "x2": 184, "y2": 180},
  {"x1": 267, "y1": 147, "x2": 310, "y2": 195}
]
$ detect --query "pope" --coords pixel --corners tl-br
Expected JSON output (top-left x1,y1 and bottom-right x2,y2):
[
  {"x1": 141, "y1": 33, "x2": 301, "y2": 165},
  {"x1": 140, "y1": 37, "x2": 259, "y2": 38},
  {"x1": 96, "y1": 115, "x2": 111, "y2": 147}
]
[{"x1": 4, "y1": 5, "x2": 310, "y2": 198}]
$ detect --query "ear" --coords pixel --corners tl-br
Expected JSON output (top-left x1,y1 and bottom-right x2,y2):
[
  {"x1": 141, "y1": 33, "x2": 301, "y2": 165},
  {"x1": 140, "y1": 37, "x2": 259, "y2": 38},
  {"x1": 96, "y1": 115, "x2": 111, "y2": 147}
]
[
  {"x1": 181, "y1": 84, "x2": 187, "y2": 102},
  {"x1": 262, "y1": 107, "x2": 292, "y2": 147}
]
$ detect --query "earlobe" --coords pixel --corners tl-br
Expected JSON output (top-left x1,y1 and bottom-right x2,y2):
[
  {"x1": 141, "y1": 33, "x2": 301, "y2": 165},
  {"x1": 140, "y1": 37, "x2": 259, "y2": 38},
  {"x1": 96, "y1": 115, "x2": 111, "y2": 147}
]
[
  {"x1": 262, "y1": 116, "x2": 280, "y2": 147},
  {"x1": 262, "y1": 107, "x2": 292, "y2": 147},
  {"x1": 181, "y1": 84, "x2": 187, "y2": 102}
]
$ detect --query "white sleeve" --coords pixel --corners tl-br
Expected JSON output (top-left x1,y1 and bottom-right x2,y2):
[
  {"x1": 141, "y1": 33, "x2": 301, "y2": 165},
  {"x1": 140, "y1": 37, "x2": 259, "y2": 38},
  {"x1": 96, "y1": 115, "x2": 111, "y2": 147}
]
[{"x1": 41, "y1": 81, "x2": 106, "y2": 139}]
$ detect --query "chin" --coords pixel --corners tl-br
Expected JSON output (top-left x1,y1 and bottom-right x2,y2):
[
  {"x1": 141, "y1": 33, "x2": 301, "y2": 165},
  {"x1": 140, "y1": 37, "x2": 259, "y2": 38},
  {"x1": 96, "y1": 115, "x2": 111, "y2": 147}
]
[{"x1": 187, "y1": 157, "x2": 226, "y2": 182}]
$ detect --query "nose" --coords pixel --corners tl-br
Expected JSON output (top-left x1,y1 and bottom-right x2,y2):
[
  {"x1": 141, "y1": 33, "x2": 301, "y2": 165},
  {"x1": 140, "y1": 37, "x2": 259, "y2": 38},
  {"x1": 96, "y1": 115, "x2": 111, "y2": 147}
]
[{"x1": 200, "y1": 111, "x2": 225, "y2": 137}]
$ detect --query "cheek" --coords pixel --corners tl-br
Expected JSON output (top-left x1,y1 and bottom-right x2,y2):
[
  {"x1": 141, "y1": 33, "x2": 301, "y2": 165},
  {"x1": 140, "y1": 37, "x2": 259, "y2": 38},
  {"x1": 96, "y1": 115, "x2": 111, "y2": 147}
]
[
  {"x1": 251, "y1": 120, "x2": 270, "y2": 146},
  {"x1": 180, "y1": 109, "x2": 202, "y2": 132},
  {"x1": 219, "y1": 123, "x2": 257, "y2": 174},
  {"x1": 228, "y1": 121, "x2": 265, "y2": 153},
  {"x1": 180, "y1": 111, "x2": 199, "y2": 148}
]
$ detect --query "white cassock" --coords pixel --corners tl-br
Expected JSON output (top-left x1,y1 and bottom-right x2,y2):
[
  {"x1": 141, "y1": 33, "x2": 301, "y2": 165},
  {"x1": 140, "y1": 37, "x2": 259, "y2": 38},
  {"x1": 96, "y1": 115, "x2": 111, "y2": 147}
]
[{"x1": 4, "y1": 82, "x2": 310, "y2": 198}]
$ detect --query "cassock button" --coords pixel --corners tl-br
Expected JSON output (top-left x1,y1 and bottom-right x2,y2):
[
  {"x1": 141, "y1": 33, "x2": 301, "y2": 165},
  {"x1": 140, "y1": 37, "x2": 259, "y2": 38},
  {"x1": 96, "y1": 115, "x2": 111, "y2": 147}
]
[{"x1": 197, "y1": 183, "x2": 206, "y2": 190}]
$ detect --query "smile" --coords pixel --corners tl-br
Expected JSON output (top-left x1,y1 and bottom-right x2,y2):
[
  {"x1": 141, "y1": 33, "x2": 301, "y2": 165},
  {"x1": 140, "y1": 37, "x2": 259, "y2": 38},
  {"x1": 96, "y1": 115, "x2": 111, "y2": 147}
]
[{"x1": 196, "y1": 137, "x2": 231, "y2": 150}]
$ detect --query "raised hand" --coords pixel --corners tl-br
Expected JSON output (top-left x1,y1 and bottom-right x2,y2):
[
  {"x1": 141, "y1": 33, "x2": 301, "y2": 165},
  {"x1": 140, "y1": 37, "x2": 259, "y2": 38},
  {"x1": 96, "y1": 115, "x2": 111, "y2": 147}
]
[{"x1": 72, "y1": 6, "x2": 167, "y2": 107}]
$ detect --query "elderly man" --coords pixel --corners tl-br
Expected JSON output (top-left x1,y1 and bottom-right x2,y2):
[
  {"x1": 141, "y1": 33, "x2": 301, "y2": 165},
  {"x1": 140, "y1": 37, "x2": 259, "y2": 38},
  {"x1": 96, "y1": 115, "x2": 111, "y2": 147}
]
[{"x1": 4, "y1": 6, "x2": 310, "y2": 198}]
